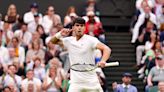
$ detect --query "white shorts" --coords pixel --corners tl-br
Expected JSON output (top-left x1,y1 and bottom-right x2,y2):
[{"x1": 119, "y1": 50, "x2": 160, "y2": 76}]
[{"x1": 68, "y1": 82, "x2": 103, "y2": 92}]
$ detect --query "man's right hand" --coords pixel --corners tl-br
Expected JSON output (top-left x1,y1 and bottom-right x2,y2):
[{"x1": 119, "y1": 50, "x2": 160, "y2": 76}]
[{"x1": 60, "y1": 28, "x2": 72, "y2": 37}]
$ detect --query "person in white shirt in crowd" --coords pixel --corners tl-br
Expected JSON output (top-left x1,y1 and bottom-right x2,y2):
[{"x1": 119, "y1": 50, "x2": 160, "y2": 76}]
[
  {"x1": 10, "y1": 37, "x2": 25, "y2": 69},
  {"x1": 131, "y1": 5, "x2": 157, "y2": 43},
  {"x1": 0, "y1": 65, "x2": 22, "y2": 92},
  {"x1": 32, "y1": 57, "x2": 46, "y2": 81},
  {"x1": 7, "y1": 47, "x2": 16, "y2": 66},
  {"x1": 153, "y1": 0, "x2": 164, "y2": 16},
  {"x1": 42, "y1": 6, "x2": 61, "y2": 34},
  {"x1": 0, "y1": 30, "x2": 9, "y2": 71},
  {"x1": 26, "y1": 81, "x2": 35, "y2": 92},
  {"x1": 21, "y1": 69, "x2": 42, "y2": 92},
  {"x1": 42, "y1": 65, "x2": 62, "y2": 92},
  {"x1": 64, "y1": 6, "x2": 78, "y2": 27},
  {"x1": 23, "y1": 2, "x2": 42, "y2": 25},
  {"x1": 14, "y1": 23, "x2": 32, "y2": 48},
  {"x1": 27, "y1": 13, "x2": 42, "y2": 33},
  {"x1": 82, "y1": 10, "x2": 100, "y2": 23},
  {"x1": 157, "y1": 5, "x2": 164, "y2": 28},
  {"x1": 136, "y1": 0, "x2": 155, "y2": 14},
  {"x1": 2, "y1": 21, "x2": 14, "y2": 46}
]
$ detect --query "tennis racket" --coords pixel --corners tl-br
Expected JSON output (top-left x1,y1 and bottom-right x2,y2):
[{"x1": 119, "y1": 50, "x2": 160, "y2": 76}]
[{"x1": 70, "y1": 61, "x2": 119, "y2": 72}]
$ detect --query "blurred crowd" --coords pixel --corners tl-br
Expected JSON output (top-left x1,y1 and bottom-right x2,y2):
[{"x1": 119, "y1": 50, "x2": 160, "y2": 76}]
[
  {"x1": 130, "y1": 0, "x2": 164, "y2": 92},
  {"x1": 0, "y1": 0, "x2": 108, "y2": 92}
]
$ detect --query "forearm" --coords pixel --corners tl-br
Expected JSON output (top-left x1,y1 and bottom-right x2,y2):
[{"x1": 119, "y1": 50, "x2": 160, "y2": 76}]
[
  {"x1": 50, "y1": 32, "x2": 62, "y2": 44},
  {"x1": 50, "y1": 36, "x2": 60, "y2": 44},
  {"x1": 147, "y1": 75, "x2": 153, "y2": 86}
]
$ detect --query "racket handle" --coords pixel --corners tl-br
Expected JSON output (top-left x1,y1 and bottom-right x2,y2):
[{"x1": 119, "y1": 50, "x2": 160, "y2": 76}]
[{"x1": 105, "y1": 62, "x2": 119, "y2": 67}]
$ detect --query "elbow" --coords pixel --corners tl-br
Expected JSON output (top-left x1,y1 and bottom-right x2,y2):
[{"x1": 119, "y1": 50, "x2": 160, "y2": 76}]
[{"x1": 105, "y1": 46, "x2": 111, "y2": 54}]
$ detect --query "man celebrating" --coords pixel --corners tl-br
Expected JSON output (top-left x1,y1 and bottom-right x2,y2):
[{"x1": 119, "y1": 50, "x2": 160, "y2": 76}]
[{"x1": 51, "y1": 17, "x2": 111, "y2": 92}]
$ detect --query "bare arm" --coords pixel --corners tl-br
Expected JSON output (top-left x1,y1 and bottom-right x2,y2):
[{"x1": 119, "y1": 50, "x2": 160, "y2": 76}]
[
  {"x1": 42, "y1": 77, "x2": 51, "y2": 90},
  {"x1": 96, "y1": 42, "x2": 111, "y2": 67},
  {"x1": 50, "y1": 28, "x2": 72, "y2": 44},
  {"x1": 147, "y1": 74, "x2": 153, "y2": 86}
]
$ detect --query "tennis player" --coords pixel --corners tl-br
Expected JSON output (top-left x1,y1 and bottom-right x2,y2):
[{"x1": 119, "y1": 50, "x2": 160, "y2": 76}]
[{"x1": 51, "y1": 17, "x2": 111, "y2": 92}]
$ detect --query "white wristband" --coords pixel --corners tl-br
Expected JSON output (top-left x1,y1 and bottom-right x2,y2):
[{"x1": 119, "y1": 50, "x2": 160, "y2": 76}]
[{"x1": 55, "y1": 32, "x2": 62, "y2": 39}]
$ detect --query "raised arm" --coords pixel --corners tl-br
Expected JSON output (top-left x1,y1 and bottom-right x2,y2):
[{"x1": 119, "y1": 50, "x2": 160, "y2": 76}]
[{"x1": 50, "y1": 28, "x2": 72, "y2": 44}]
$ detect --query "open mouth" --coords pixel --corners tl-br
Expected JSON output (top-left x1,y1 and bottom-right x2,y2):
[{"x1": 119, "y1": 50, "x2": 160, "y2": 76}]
[{"x1": 78, "y1": 31, "x2": 81, "y2": 33}]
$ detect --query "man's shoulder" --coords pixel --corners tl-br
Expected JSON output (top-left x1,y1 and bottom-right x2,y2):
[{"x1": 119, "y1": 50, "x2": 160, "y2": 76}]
[
  {"x1": 24, "y1": 11, "x2": 32, "y2": 16},
  {"x1": 129, "y1": 84, "x2": 137, "y2": 89}
]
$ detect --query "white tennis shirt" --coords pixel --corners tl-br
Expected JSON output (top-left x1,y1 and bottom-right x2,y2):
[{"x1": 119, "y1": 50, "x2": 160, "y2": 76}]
[{"x1": 62, "y1": 34, "x2": 100, "y2": 84}]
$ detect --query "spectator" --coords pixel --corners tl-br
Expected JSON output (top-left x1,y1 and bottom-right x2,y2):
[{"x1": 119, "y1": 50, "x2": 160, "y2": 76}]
[
  {"x1": 33, "y1": 57, "x2": 46, "y2": 81},
  {"x1": 42, "y1": 5, "x2": 61, "y2": 34},
  {"x1": 21, "y1": 69, "x2": 42, "y2": 92},
  {"x1": 82, "y1": 0, "x2": 100, "y2": 16},
  {"x1": 136, "y1": 21, "x2": 155, "y2": 66},
  {"x1": 147, "y1": 55, "x2": 164, "y2": 91},
  {"x1": 157, "y1": 5, "x2": 164, "y2": 29},
  {"x1": 0, "y1": 30, "x2": 9, "y2": 70},
  {"x1": 0, "y1": 65, "x2": 22, "y2": 92},
  {"x1": 42, "y1": 66, "x2": 62, "y2": 92},
  {"x1": 131, "y1": 5, "x2": 157, "y2": 43},
  {"x1": 10, "y1": 37, "x2": 25, "y2": 69},
  {"x1": 26, "y1": 40, "x2": 45, "y2": 65},
  {"x1": 23, "y1": 2, "x2": 42, "y2": 25},
  {"x1": 83, "y1": 11, "x2": 100, "y2": 23},
  {"x1": 4, "y1": 4, "x2": 19, "y2": 25},
  {"x1": 2, "y1": 21, "x2": 14, "y2": 46},
  {"x1": 136, "y1": 0, "x2": 154, "y2": 14},
  {"x1": 158, "y1": 81, "x2": 164, "y2": 92},
  {"x1": 36, "y1": 25, "x2": 48, "y2": 46},
  {"x1": 64, "y1": 6, "x2": 78, "y2": 27},
  {"x1": 112, "y1": 72, "x2": 138, "y2": 92},
  {"x1": 44, "y1": 37, "x2": 60, "y2": 65},
  {"x1": 27, "y1": 13, "x2": 42, "y2": 33},
  {"x1": 28, "y1": 31, "x2": 44, "y2": 50},
  {"x1": 84, "y1": 17, "x2": 105, "y2": 43},
  {"x1": 14, "y1": 22, "x2": 32, "y2": 49},
  {"x1": 2, "y1": 86, "x2": 12, "y2": 92}
]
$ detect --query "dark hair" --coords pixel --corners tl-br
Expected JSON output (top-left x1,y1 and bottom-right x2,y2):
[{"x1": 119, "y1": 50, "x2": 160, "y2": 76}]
[
  {"x1": 12, "y1": 36, "x2": 19, "y2": 42},
  {"x1": 26, "y1": 69, "x2": 34, "y2": 74},
  {"x1": 3, "y1": 86, "x2": 11, "y2": 91},
  {"x1": 8, "y1": 64, "x2": 17, "y2": 70},
  {"x1": 72, "y1": 17, "x2": 85, "y2": 26}
]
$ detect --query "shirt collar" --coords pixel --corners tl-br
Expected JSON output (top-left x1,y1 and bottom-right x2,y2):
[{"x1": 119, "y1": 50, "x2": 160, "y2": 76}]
[
  {"x1": 156, "y1": 66, "x2": 164, "y2": 70},
  {"x1": 122, "y1": 83, "x2": 130, "y2": 88}
]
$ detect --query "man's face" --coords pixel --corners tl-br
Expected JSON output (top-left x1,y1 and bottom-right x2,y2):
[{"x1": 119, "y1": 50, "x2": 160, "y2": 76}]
[
  {"x1": 158, "y1": 82, "x2": 164, "y2": 92},
  {"x1": 21, "y1": 25, "x2": 27, "y2": 32},
  {"x1": 72, "y1": 23, "x2": 85, "y2": 37},
  {"x1": 156, "y1": 57, "x2": 164, "y2": 66},
  {"x1": 27, "y1": 71, "x2": 34, "y2": 79},
  {"x1": 9, "y1": 65, "x2": 16, "y2": 74},
  {"x1": 122, "y1": 76, "x2": 132, "y2": 85},
  {"x1": 12, "y1": 39, "x2": 18, "y2": 47}
]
